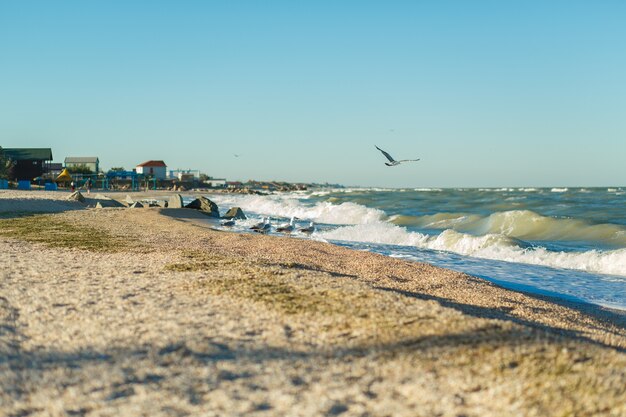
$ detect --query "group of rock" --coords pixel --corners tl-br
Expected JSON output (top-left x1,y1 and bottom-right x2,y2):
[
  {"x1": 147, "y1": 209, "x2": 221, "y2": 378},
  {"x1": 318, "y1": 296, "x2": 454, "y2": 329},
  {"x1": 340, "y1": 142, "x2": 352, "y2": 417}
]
[{"x1": 65, "y1": 191, "x2": 247, "y2": 220}]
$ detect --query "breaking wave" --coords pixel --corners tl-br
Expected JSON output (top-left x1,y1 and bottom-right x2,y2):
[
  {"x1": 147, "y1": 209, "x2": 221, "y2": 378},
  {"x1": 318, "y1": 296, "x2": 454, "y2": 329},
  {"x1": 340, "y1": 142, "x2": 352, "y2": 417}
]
[
  {"x1": 391, "y1": 210, "x2": 626, "y2": 247},
  {"x1": 210, "y1": 193, "x2": 387, "y2": 225},
  {"x1": 317, "y1": 222, "x2": 626, "y2": 277},
  {"x1": 207, "y1": 192, "x2": 626, "y2": 277}
]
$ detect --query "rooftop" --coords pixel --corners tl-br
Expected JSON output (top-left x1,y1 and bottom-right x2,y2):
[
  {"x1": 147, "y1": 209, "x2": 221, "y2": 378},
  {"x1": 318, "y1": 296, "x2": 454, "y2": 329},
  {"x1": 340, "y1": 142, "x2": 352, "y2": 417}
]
[
  {"x1": 137, "y1": 160, "x2": 167, "y2": 167},
  {"x1": 65, "y1": 157, "x2": 99, "y2": 163},
  {"x1": 3, "y1": 148, "x2": 53, "y2": 161}
]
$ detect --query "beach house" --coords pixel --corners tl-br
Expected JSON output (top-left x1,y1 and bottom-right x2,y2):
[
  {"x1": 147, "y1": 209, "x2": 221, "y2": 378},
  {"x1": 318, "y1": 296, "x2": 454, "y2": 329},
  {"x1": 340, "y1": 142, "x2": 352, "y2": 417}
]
[
  {"x1": 65, "y1": 157, "x2": 100, "y2": 173},
  {"x1": 2, "y1": 148, "x2": 53, "y2": 180},
  {"x1": 206, "y1": 178, "x2": 227, "y2": 188},
  {"x1": 136, "y1": 160, "x2": 167, "y2": 180}
]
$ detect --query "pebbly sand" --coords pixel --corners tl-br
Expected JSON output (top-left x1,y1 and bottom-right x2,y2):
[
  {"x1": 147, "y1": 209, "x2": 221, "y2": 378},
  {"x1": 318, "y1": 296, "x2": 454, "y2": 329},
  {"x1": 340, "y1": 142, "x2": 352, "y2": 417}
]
[{"x1": 1, "y1": 190, "x2": 625, "y2": 417}]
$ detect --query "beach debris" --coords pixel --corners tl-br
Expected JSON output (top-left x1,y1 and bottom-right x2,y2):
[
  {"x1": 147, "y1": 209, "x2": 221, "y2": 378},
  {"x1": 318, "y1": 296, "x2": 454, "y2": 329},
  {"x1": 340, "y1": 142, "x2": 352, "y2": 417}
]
[
  {"x1": 298, "y1": 222, "x2": 315, "y2": 234},
  {"x1": 66, "y1": 191, "x2": 86, "y2": 203},
  {"x1": 277, "y1": 217, "x2": 297, "y2": 233},
  {"x1": 185, "y1": 196, "x2": 220, "y2": 217},
  {"x1": 375, "y1": 145, "x2": 420, "y2": 166},
  {"x1": 251, "y1": 217, "x2": 271, "y2": 233},
  {"x1": 222, "y1": 207, "x2": 247, "y2": 220},
  {"x1": 168, "y1": 194, "x2": 184, "y2": 208},
  {"x1": 125, "y1": 195, "x2": 135, "y2": 205},
  {"x1": 157, "y1": 200, "x2": 168, "y2": 208},
  {"x1": 130, "y1": 202, "x2": 144, "y2": 208}
]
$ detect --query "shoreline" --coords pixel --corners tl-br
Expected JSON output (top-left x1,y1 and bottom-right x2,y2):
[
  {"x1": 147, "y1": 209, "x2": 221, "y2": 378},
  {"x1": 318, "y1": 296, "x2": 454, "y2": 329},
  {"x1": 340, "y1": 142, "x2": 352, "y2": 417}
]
[
  {"x1": 3, "y1": 188, "x2": 626, "y2": 320},
  {"x1": 1, "y1": 190, "x2": 625, "y2": 415},
  {"x1": 175, "y1": 206, "x2": 626, "y2": 321}
]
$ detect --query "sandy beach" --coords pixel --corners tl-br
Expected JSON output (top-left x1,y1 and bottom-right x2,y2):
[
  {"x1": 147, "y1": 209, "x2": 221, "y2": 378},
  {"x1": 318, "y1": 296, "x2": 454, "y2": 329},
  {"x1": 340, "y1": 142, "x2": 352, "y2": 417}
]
[{"x1": 1, "y1": 190, "x2": 625, "y2": 416}]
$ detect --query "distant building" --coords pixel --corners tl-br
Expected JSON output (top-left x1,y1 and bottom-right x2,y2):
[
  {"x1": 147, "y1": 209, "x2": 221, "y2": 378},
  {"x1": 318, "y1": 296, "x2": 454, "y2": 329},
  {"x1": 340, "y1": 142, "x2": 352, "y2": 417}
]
[
  {"x1": 136, "y1": 160, "x2": 167, "y2": 180},
  {"x1": 206, "y1": 179, "x2": 226, "y2": 188},
  {"x1": 45, "y1": 163, "x2": 63, "y2": 178},
  {"x1": 3, "y1": 148, "x2": 53, "y2": 180},
  {"x1": 65, "y1": 157, "x2": 99, "y2": 173},
  {"x1": 227, "y1": 181, "x2": 243, "y2": 189},
  {"x1": 168, "y1": 169, "x2": 200, "y2": 181}
]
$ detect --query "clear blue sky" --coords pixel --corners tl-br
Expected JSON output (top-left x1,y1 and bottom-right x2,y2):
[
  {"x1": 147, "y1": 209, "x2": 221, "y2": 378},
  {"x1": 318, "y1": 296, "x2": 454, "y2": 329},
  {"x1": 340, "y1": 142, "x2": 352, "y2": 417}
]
[{"x1": 1, "y1": 1, "x2": 625, "y2": 187}]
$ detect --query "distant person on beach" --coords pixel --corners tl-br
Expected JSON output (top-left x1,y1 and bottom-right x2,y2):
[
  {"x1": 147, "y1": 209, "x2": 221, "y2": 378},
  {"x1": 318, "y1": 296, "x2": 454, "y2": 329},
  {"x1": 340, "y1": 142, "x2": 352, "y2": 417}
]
[
  {"x1": 85, "y1": 178, "x2": 92, "y2": 194},
  {"x1": 70, "y1": 181, "x2": 75, "y2": 192}
]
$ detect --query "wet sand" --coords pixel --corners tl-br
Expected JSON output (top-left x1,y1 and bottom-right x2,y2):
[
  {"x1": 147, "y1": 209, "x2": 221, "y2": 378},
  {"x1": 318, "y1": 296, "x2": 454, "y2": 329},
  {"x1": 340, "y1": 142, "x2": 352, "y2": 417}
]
[{"x1": 1, "y1": 190, "x2": 625, "y2": 416}]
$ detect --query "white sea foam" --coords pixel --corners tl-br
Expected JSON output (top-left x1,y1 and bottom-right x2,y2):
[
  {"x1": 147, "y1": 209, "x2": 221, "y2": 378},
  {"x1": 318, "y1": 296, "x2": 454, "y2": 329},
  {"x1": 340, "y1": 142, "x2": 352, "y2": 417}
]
[
  {"x1": 551, "y1": 187, "x2": 568, "y2": 192},
  {"x1": 318, "y1": 222, "x2": 626, "y2": 277},
  {"x1": 209, "y1": 193, "x2": 386, "y2": 225},
  {"x1": 208, "y1": 192, "x2": 626, "y2": 277},
  {"x1": 318, "y1": 222, "x2": 430, "y2": 247},
  {"x1": 392, "y1": 210, "x2": 626, "y2": 246}
]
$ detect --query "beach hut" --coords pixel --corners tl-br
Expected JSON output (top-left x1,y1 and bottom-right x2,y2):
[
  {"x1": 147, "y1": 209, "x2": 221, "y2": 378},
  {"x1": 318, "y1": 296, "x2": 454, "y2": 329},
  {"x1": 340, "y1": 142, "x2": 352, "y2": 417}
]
[
  {"x1": 136, "y1": 160, "x2": 167, "y2": 180},
  {"x1": 2, "y1": 148, "x2": 53, "y2": 180},
  {"x1": 64, "y1": 157, "x2": 100, "y2": 173}
]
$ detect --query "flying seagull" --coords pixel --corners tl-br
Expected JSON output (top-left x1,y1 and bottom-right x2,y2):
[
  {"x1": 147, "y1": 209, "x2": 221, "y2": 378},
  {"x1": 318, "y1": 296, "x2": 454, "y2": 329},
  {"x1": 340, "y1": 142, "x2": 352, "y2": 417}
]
[{"x1": 375, "y1": 145, "x2": 420, "y2": 166}]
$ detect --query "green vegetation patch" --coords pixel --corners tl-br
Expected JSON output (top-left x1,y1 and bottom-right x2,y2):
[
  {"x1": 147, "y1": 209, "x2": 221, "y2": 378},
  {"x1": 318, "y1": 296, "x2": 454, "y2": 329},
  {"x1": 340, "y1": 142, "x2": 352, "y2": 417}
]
[{"x1": 0, "y1": 213, "x2": 128, "y2": 252}]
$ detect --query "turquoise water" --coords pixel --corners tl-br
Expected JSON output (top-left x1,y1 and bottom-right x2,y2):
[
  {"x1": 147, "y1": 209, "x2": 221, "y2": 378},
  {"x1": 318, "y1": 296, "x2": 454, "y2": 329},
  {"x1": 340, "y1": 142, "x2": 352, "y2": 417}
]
[{"x1": 202, "y1": 187, "x2": 626, "y2": 310}]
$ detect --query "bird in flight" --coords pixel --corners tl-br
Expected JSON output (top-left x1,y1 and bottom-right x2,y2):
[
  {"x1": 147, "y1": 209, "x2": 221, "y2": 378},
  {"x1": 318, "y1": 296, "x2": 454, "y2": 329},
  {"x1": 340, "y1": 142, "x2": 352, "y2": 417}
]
[{"x1": 375, "y1": 145, "x2": 420, "y2": 166}]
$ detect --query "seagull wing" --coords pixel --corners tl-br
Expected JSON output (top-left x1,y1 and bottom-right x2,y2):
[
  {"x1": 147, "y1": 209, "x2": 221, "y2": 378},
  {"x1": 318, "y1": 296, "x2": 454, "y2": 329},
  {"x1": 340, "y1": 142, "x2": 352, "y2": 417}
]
[
  {"x1": 375, "y1": 145, "x2": 396, "y2": 163},
  {"x1": 397, "y1": 158, "x2": 420, "y2": 163}
]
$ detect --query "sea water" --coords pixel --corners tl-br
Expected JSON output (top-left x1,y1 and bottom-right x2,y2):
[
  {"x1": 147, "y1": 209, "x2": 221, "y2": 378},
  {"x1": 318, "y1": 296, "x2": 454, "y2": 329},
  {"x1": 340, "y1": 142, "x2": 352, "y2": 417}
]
[{"x1": 199, "y1": 188, "x2": 626, "y2": 310}]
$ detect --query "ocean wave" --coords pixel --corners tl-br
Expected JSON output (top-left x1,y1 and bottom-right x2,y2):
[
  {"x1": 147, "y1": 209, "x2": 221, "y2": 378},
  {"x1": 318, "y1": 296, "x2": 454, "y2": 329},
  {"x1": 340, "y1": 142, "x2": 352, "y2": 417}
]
[
  {"x1": 391, "y1": 213, "x2": 482, "y2": 229},
  {"x1": 318, "y1": 222, "x2": 430, "y2": 247},
  {"x1": 209, "y1": 193, "x2": 386, "y2": 225},
  {"x1": 551, "y1": 187, "x2": 568, "y2": 192},
  {"x1": 207, "y1": 192, "x2": 626, "y2": 276},
  {"x1": 392, "y1": 210, "x2": 626, "y2": 247},
  {"x1": 317, "y1": 222, "x2": 626, "y2": 276},
  {"x1": 215, "y1": 193, "x2": 626, "y2": 247},
  {"x1": 475, "y1": 210, "x2": 626, "y2": 246}
]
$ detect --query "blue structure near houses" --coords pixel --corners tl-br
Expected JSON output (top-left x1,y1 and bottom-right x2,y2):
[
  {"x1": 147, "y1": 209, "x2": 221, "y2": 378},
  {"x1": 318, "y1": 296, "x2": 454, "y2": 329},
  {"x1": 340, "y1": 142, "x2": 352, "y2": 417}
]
[
  {"x1": 17, "y1": 180, "x2": 31, "y2": 190},
  {"x1": 0, "y1": 179, "x2": 8, "y2": 189},
  {"x1": 106, "y1": 171, "x2": 156, "y2": 190}
]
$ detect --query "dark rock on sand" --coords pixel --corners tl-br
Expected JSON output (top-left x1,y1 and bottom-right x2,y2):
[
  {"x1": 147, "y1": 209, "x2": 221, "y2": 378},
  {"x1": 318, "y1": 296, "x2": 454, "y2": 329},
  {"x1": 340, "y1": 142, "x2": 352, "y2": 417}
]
[
  {"x1": 130, "y1": 202, "x2": 144, "y2": 208},
  {"x1": 168, "y1": 194, "x2": 184, "y2": 209},
  {"x1": 222, "y1": 207, "x2": 247, "y2": 220},
  {"x1": 92, "y1": 197, "x2": 125, "y2": 208},
  {"x1": 67, "y1": 191, "x2": 85, "y2": 203},
  {"x1": 185, "y1": 196, "x2": 220, "y2": 218}
]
